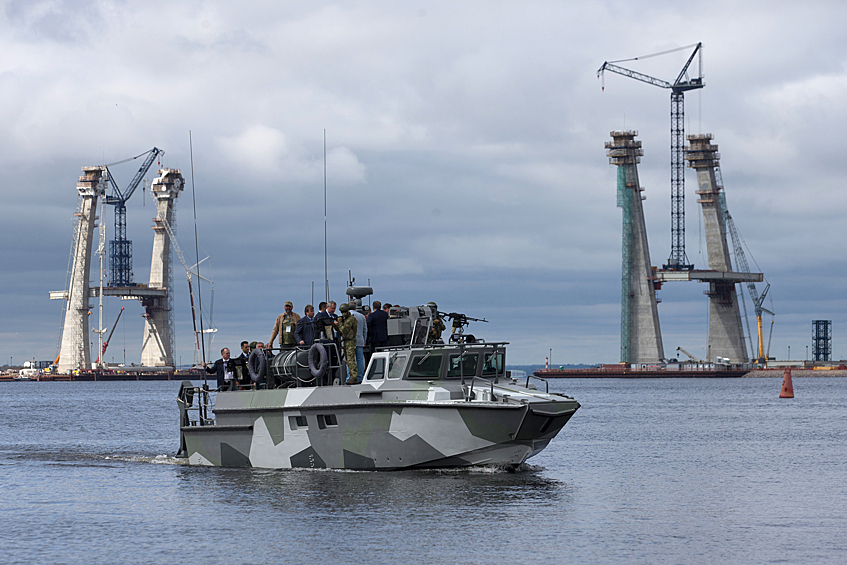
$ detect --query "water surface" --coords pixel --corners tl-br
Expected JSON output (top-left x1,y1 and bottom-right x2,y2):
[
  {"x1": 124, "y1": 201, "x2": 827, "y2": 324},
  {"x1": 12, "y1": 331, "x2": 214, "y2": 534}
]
[{"x1": 1, "y1": 378, "x2": 843, "y2": 564}]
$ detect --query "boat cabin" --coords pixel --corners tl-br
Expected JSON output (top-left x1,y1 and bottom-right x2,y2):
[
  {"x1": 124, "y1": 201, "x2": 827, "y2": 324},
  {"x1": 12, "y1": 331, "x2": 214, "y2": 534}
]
[{"x1": 362, "y1": 343, "x2": 507, "y2": 383}]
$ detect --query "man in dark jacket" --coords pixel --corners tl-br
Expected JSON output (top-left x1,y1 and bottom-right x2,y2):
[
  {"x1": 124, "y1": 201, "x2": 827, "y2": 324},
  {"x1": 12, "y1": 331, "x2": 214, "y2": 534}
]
[
  {"x1": 314, "y1": 300, "x2": 338, "y2": 341},
  {"x1": 204, "y1": 347, "x2": 234, "y2": 391},
  {"x1": 368, "y1": 300, "x2": 389, "y2": 350},
  {"x1": 236, "y1": 341, "x2": 249, "y2": 362},
  {"x1": 295, "y1": 304, "x2": 316, "y2": 345}
]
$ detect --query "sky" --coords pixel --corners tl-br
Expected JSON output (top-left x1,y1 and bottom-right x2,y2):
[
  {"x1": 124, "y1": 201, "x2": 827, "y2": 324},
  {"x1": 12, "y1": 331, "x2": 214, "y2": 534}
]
[{"x1": 1, "y1": 0, "x2": 846, "y2": 367}]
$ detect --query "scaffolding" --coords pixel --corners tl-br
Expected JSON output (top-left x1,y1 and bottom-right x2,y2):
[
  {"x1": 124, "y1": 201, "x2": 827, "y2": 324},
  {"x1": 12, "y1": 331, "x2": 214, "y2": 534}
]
[
  {"x1": 617, "y1": 165, "x2": 632, "y2": 363},
  {"x1": 812, "y1": 320, "x2": 832, "y2": 361}
]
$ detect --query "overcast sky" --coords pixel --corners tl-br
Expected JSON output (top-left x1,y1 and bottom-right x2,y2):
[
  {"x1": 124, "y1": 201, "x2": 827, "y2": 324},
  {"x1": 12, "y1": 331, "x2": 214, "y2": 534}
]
[{"x1": 1, "y1": 0, "x2": 845, "y2": 367}]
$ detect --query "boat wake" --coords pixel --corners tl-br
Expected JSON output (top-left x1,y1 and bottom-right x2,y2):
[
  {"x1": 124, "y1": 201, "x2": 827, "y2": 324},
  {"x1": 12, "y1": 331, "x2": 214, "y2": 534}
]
[
  {"x1": 427, "y1": 462, "x2": 544, "y2": 475},
  {"x1": 104, "y1": 454, "x2": 188, "y2": 465}
]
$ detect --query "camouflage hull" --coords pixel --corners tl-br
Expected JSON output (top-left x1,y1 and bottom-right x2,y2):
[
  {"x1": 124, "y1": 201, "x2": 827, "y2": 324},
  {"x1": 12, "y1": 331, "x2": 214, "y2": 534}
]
[{"x1": 180, "y1": 384, "x2": 578, "y2": 470}]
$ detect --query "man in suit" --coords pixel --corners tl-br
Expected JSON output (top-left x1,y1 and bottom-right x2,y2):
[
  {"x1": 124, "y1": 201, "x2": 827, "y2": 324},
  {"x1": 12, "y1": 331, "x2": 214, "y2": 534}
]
[
  {"x1": 314, "y1": 300, "x2": 338, "y2": 342},
  {"x1": 368, "y1": 300, "x2": 389, "y2": 351},
  {"x1": 295, "y1": 304, "x2": 316, "y2": 346},
  {"x1": 204, "y1": 347, "x2": 234, "y2": 391},
  {"x1": 233, "y1": 341, "x2": 250, "y2": 385},
  {"x1": 236, "y1": 341, "x2": 249, "y2": 361}
]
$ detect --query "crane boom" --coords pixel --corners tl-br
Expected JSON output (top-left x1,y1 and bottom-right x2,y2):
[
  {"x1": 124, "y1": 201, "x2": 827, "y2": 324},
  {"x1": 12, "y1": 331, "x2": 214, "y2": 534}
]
[
  {"x1": 676, "y1": 347, "x2": 702, "y2": 363},
  {"x1": 597, "y1": 62, "x2": 672, "y2": 89},
  {"x1": 95, "y1": 306, "x2": 124, "y2": 364},
  {"x1": 104, "y1": 148, "x2": 164, "y2": 204},
  {"x1": 722, "y1": 185, "x2": 771, "y2": 364}
]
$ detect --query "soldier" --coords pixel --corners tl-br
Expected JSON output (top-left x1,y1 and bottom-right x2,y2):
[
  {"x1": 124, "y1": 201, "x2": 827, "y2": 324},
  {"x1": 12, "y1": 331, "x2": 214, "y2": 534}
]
[
  {"x1": 269, "y1": 301, "x2": 301, "y2": 348},
  {"x1": 427, "y1": 302, "x2": 446, "y2": 343},
  {"x1": 337, "y1": 303, "x2": 359, "y2": 384}
]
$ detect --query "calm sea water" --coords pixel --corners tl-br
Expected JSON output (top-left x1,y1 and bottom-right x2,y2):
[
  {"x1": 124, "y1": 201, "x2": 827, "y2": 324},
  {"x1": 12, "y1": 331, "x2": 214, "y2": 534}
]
[{"x1": 1, "y1": 377, "x2": 844, "y2": 564}]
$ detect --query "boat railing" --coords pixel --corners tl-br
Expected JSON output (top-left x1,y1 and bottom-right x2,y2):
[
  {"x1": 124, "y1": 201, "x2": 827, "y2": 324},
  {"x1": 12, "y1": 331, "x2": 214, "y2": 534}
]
[
  {"x1": 465, "y1": 375, "x2": 497, "y2": 402},
  {"x1": 525, "y1": 374, "x2": 549, "y2": 393},
  {"x1": 377, "y1": 341, "x2": 510, "y2": 353},
  {"x1": 177, "y1": 381, "x2": 216, "y2": 428},
  {"x1": 176, "y1": 381, "x2": 217, "y2": 458}
]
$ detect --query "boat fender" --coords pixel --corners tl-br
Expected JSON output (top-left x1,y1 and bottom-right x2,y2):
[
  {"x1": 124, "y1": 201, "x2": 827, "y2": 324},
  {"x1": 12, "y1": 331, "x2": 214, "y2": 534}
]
[{"x1": 308, "y1": 343, "x2": 328, "y2": 378}]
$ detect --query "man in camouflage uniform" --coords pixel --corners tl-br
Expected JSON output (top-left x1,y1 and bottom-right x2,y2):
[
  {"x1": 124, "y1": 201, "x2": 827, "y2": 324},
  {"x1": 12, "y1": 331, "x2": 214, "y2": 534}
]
[
  {"x1": 337, "y1": 303, "x2": 359, "y2": 384},
  {"x1": 427, "y1": 301, "x2": 446, "y2": 343}
]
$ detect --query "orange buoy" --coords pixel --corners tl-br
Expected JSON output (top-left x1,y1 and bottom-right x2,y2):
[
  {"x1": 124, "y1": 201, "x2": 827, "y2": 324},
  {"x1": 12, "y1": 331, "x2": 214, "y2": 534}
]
[{"x1": 779, "y1": 369, "x2": 794, "y2": 398}]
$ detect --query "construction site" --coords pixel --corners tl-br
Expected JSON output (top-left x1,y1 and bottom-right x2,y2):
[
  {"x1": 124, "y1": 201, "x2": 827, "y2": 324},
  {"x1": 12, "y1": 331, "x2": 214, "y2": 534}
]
[
  {"x1": 538, "y1": 44, "x2": 764, "y2": 377},
  {"x1": 38, "y1": 148, "x2": 210, "y2": 379},
  {"x1": 537, "y1": 43, "x2": 845, "y2": 378}
]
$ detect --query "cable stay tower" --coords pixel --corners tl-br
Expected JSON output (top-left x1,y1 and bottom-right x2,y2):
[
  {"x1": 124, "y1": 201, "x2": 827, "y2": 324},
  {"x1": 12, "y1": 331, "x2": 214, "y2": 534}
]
[
  {"x1": 598, "y1": 43, "x2": 704, "y2": 271},
  {"x1": 104, "y1": 147, "x2": 165, "y2": 286}
]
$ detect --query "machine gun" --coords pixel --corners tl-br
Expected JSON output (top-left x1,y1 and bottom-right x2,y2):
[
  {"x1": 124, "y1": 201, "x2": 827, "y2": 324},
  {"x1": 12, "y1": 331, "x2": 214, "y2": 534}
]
[{"x1": 443, "y1": 312, "x2": 488, "y2": 344}]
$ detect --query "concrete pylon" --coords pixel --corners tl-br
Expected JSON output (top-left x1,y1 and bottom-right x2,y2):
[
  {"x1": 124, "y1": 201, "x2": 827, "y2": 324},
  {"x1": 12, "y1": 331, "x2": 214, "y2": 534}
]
[
  {"x1": 140, "y1": 169, "x2": 184, "y2": 367},
  {"x1": 58, "y1": 167, "x2": 107, "y2": 373},
  {"x1": 606, "y1": 131, "x2": 664, "y2": 364},
  {"x1": 686, "y1": 134, "x2": 748, "y2": 363}
]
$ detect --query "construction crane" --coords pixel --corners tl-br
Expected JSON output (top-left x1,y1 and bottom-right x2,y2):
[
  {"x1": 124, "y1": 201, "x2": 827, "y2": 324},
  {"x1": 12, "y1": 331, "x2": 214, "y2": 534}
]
[
  {"x1": 94, "y1": 307, "x2": 124, "y2": 365},
  {"x1": 724, "y1": 206, "x2": 772, "y2": 364},
  {"x1": 676, "y1": 346, "x2": 702, "y2": 363},
  {"x1": 598, "y1": 43, "x2": 704, "y2": 271},
  {"x1": 717, "y1": 172, "x2": 772, "y2": 365},
  {"x1": 104, "y1": 148, "x2": 165, "y2": 286}
]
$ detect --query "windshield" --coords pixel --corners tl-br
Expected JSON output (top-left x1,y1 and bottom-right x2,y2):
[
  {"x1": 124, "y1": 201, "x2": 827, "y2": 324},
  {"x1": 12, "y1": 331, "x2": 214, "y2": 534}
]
[
  {"x1": 482, "y1": 351, "x2": 504, "y2": 377},
  {"x1": 365, "y1": 357, "x2": 385, "y2": 380},
  {"x1": 387, "y1": 354, "x2": 407, "y2": 379},
  {"x1": 447, "y1": 353, "x2": 479, "y2": 378},
  {"x1": 408, "y1": 353, "x2": 443, "y2": 379}
]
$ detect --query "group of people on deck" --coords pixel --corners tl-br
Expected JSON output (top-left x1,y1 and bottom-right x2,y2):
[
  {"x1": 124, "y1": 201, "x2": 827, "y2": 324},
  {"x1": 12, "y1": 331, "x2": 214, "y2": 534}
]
[{"x1": 205, "y1": 298, "x2": 422, "y2": 390}]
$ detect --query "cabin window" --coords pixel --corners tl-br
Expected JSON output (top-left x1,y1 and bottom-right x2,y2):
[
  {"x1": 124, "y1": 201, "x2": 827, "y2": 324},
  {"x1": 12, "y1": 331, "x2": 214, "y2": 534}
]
[
  {"x1": 447, "y1": 353, "x2": 479, "y2": 378},
  {"x1": 482, "y1": 351, "x2": 505, "y2": 377},
  {"x1": 407, "y1": 353, "x2": 443, "y2": 379},
  {"x1": 317, "y1": 414, "x2": 338, "y2": 429},
  {"x1": 365, "y1": 357, "x2": 385, "y2": 380},
  {"x1": 290, "y1": 415, "x2": 308, "y2": 429},
  {"x1": 387, "y1": 354, "x2": 407, "y2": 380}
]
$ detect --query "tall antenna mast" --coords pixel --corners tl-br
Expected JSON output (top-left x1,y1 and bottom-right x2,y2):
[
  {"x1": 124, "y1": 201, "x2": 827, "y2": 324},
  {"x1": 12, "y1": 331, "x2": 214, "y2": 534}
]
[
  {"x1": 324, "y1": 129, "x2": 329, "y2": 302},
  {"x1": 189, "y1": 131, "x2": 207, "y2": 383}
]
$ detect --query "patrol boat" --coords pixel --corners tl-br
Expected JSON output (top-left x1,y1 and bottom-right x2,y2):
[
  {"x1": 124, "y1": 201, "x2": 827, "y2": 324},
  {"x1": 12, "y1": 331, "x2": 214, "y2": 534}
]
[{"x1": 176, "y1": 287, "x2": 580, "y2": 470}]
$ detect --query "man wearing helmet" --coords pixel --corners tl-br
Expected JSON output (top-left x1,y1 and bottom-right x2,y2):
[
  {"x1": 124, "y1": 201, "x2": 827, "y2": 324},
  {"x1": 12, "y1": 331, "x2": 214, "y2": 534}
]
[{"x1": 427, "y1": 302, "x2": 446, "y2": 344}]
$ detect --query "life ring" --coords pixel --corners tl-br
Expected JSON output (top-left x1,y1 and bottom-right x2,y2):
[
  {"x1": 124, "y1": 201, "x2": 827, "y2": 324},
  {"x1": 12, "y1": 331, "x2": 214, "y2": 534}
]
[{"x1": 308, "y1": 343, "x2": 329, "y2": 378}]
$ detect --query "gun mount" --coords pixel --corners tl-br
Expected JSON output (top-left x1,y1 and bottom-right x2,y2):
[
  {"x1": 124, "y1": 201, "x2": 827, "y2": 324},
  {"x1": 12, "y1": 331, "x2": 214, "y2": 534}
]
[{"x1": 444, "y1": 312, "x2": 488, "y2": 344}]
